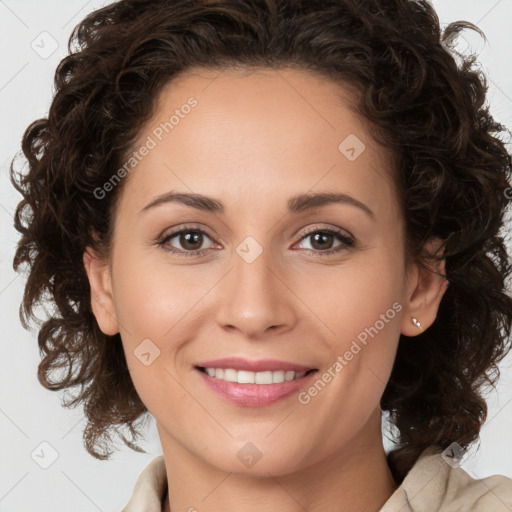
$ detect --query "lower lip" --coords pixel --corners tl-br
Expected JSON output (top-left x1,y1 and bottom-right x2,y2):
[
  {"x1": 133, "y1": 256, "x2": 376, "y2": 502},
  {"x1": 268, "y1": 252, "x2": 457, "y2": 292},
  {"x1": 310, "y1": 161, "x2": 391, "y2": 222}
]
[{"x1": 195, "y1": 368, "x2": 318, "y2": 407}]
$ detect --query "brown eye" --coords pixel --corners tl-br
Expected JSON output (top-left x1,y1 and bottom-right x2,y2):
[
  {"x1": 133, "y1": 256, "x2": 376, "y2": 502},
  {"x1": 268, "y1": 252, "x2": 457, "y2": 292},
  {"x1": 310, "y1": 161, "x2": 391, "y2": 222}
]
[
  {"x1": 177, "y1": 231, "x2": 204, "y2": 251},
  {"x1": 296, "y1": 228, "x2": 355, "y2": 256},
  {"x1": 157, "y1": 227, "x2": 214, "y2": 256},
  {"x1": 309, "y1": 232, "x2": 335, "y2": 250}
]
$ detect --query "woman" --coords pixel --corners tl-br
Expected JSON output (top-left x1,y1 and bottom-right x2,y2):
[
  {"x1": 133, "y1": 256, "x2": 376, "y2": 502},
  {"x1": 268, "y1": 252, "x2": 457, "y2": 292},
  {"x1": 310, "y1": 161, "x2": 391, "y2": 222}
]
[{"x1": 10, "y1": 0, "x2": 512, "y2": 510}]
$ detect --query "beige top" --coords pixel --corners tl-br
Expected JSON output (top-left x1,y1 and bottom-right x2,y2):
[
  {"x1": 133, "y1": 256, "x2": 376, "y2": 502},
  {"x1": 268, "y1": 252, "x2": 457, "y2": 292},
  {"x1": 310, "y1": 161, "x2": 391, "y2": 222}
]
[{"x1": 121, "y1": 447, "x2": 512, "y2": 511}]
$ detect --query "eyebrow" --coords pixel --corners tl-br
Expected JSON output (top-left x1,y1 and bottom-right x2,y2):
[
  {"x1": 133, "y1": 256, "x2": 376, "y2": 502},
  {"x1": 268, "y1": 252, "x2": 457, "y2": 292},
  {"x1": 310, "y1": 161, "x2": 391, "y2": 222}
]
[{"x1": 140, "y1": 190, "x2": 375, "y2": 219}]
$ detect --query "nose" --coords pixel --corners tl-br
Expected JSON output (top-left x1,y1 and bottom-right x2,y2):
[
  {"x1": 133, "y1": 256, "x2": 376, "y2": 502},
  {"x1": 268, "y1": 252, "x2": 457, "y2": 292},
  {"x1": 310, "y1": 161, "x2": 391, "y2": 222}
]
[{"x1": 214, "y1": 242, "x2": 297, "y2": 340}]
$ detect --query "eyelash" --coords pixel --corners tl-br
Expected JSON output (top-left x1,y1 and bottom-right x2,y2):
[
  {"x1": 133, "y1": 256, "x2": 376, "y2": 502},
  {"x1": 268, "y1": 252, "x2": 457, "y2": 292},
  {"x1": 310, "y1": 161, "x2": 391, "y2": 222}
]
[{"x1": 156, "y1": 224, "x2": 355, "y2": 258}]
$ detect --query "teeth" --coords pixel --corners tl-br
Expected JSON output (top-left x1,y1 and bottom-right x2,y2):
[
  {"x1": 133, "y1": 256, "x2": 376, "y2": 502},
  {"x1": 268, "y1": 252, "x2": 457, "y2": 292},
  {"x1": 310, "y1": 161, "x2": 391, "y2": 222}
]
[
  {"x1": 224, "y1": 369, "x2": 237, "y2": 382},
  {"x1": 238, "y1": 370, "x2": 255, "y2": 384},
  {"x1": 202, "y1": 367, "x2": 308, "y2": 384}
]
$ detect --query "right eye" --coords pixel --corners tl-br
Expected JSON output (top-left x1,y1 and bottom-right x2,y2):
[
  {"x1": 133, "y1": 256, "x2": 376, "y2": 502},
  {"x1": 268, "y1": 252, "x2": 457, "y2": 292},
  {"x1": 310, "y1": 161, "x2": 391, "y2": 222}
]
[{"x1": 157, "y1": 226, "x2": 216, "y2": 257}]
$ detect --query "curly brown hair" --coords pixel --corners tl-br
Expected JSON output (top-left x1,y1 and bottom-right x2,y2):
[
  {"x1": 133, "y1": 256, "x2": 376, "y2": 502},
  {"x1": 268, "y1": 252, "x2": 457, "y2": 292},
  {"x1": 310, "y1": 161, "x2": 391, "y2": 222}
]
[{"x1": 10, "y1": 0, "x2": 512, "y2": 482}]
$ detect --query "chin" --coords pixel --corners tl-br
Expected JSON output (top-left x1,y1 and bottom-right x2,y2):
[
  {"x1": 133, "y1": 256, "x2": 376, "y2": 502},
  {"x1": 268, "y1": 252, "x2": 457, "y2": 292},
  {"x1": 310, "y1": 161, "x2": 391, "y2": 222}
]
[{"x1": 197, "y1": 440, "x2": 318, "y2": 477}]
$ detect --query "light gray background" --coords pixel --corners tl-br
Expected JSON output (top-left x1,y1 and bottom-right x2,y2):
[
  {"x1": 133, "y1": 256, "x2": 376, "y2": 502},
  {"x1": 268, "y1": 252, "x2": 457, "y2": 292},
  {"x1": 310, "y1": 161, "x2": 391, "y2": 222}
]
[{"x1": 1, "y1": 1, "x2": 511, "y2": 511}]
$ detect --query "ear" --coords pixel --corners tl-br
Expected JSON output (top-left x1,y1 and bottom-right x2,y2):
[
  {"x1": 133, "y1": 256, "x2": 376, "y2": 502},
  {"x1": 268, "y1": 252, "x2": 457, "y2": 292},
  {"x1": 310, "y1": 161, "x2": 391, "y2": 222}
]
[
  {"x1": 400, "y1": 237, "x2": 449, "y2": 336},
  {"x1": 83, "y1": 246, "x2": 119, "y2": 336}
]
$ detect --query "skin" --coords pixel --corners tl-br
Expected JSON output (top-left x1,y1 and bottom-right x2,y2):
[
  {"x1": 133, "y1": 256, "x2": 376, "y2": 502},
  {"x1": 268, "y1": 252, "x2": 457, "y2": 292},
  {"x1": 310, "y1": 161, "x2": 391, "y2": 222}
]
[{"x1": 84, "y1": 66, "x2": 448, "y2": 512}]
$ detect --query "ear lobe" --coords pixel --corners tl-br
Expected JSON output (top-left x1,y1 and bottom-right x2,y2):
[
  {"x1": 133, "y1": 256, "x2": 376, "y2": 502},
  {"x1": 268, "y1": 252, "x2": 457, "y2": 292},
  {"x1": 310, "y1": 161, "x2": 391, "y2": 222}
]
[
  {"x1": 400, "y1": 238, "x2": 449, "y2": 336},
  {"x1": 83, "y1": 247, "x2": 119, "y2": 336}
]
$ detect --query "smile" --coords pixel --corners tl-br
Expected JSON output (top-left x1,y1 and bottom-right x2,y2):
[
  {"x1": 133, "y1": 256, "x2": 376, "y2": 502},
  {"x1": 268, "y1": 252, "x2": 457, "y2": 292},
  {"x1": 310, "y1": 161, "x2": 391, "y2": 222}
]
[
  {"x1": 193, "y1": 358, "x2": 319, "y2": 407},
  {"x1": 198, "y1": 367, "x2": 313, "y2": 384}
]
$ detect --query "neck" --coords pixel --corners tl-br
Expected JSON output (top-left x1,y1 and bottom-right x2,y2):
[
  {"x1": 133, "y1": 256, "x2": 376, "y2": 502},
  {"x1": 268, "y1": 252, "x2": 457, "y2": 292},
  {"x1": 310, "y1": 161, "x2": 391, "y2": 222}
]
[{"x1": 159, "y1": 410, "x2": 397, "y2": 512}]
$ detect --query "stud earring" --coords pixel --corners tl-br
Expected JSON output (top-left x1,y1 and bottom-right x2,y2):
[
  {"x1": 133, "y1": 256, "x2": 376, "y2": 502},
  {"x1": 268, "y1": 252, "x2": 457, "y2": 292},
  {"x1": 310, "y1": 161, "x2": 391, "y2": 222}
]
[{"x1": 411, "y1": 317, "x2": 423, "y2": 332}]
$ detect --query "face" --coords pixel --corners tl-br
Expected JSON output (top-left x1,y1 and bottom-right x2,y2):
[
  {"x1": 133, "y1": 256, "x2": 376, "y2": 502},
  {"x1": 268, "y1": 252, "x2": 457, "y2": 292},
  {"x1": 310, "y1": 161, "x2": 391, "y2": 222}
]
[{"x1": 85, "y1": 66, "x2": 445, "y2": 476}]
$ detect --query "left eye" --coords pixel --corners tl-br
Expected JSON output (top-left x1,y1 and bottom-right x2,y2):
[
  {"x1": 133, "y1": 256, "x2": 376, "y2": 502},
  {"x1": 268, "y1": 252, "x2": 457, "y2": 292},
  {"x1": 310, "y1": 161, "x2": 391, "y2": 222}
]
[{"x1": 295, "y1": 228, "x2": 354, "y2": 253}]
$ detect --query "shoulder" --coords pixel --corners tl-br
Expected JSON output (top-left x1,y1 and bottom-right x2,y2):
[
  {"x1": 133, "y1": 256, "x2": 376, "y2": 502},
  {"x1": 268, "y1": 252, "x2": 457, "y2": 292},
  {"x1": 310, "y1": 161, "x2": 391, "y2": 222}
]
[
  {"x1": 121, "y1": 455, "x2": 167, "y2": 512},
  {"x1": 380, "y1": 446, "x2": 512, "y2": 512}
]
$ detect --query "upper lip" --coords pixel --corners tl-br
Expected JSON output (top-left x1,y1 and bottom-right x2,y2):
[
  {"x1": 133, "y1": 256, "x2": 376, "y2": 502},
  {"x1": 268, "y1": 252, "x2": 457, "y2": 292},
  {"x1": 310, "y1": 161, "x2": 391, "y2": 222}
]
[{"x1": 195, "y1": 357, "x2": 315, "y2": 373}]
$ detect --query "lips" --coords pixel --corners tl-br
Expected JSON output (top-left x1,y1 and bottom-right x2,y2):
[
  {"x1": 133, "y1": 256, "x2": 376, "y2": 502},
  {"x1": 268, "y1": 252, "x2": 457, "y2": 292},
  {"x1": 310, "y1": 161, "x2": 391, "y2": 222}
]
[{"x1": 194, "y1": 357, "x2": 318, "y2": 407}]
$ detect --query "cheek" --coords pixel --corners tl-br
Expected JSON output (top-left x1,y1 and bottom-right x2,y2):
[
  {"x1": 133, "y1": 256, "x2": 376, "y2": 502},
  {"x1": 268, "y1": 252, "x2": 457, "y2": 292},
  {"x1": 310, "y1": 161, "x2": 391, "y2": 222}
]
[
  {"x1": 112, "y1": 253, "x2": 203, "y2": 343},
  {"x1": 302, "y1": 251, "x2": 404, "y2": 344},
  {"x1": 299, "y1": 253, "x2": 405, "y2": 402},
  {"x1": 110, "y1": 253, "x2": 218, "y2": 410}
]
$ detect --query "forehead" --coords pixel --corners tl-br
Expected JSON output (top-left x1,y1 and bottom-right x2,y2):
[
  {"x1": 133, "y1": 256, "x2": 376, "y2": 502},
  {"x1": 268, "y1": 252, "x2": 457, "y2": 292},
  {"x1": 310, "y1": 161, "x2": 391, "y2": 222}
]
[{"x1": 119, "y1": 66, "x2": 398, "y2": 220}]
